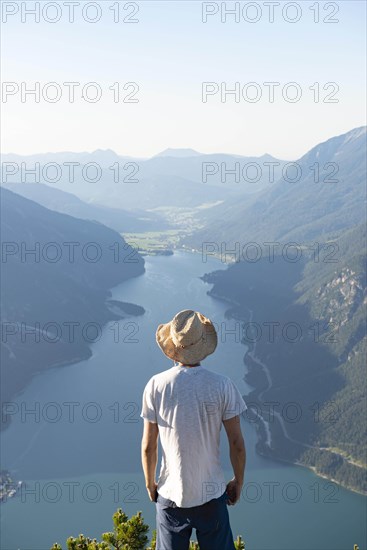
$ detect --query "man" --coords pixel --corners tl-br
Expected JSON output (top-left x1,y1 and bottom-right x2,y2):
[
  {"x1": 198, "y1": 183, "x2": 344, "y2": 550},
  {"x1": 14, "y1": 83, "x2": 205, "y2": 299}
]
[{"x1": 140, "y1": 309, "x2": 247, "y2": 550}]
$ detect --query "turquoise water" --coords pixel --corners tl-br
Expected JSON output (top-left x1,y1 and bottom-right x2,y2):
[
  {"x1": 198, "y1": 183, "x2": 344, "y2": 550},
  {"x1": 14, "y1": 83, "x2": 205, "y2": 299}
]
[{"x1": 1, "y1": 251, "x2": 366, "y2": 550}]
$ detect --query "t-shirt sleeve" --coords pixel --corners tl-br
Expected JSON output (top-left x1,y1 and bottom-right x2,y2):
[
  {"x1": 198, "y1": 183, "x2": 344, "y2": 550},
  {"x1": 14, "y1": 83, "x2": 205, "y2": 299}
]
[
  {"x1": 222, "y1": 378, "x2": 248, "y2": 421},
  {"x1": 140, "y1": 377, "x2": 157, "y2": 423}
]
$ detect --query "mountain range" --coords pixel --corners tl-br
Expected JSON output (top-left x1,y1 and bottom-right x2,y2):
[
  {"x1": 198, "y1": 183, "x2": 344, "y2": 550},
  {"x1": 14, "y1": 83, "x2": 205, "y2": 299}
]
[
  {"x1": 183, "y1": 126, "x2": 366, "y2": 247},
  {"x1": 194, "y1": 126, "x2": 367, "y2": 493},
  {"x1": 0, "y1": 181, "x2": 170, "y2": 233},
  {"x1": 0, "y1": 188, "x2": 145, "y2": 428},
  {"x1": 1, "y1": 149, "x2": 287, "y2": 211}
]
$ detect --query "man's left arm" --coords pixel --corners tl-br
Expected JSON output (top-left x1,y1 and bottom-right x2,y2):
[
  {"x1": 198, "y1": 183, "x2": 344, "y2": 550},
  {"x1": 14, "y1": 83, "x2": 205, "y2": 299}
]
[{"x1": 141, "y1": 419, "x2": 159, "y2": 501}]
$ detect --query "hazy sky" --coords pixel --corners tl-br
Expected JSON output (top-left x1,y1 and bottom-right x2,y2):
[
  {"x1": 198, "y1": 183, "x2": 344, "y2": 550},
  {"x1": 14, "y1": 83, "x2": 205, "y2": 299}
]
[{"x1": 1, "y1": 0, "x2": 366, "y2": 159}]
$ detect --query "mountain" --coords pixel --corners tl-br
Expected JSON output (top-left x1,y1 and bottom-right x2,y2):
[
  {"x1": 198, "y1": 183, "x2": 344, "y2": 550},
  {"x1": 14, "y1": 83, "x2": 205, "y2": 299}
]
[
  {"x1": 183, "y1": 126, "x2": 367, "y2": 247},
  {"x1": 141, "y1": 153, "x2": 287, "y2": 192},
  {"x1": 194, "y1": 127, "x2": 367, "y2": 493},
  {"x1": 1, "y1": 150, "x2": 287, "y2": 212},
  {"x1": 153, "y1": 148, "x2": 202, "y2": 158},
  {"x1": 201, "y1": 222, "x2": 366, "y2": 493},
  {"x1": 1, "y1": 149, "x2": 135, "y2": 166},
  {"x1": 1, "y1": 182, "x2": 170, "y2": 233},
  {"x1": 0, "y1": 188, "x2": 145, "y2": 426}
]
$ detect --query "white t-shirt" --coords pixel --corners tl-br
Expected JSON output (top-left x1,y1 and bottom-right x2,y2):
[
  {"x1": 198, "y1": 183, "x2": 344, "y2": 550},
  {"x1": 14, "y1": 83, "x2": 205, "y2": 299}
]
[{"x1": 140, "y1": 364, "x2": 247, "y2": 507}]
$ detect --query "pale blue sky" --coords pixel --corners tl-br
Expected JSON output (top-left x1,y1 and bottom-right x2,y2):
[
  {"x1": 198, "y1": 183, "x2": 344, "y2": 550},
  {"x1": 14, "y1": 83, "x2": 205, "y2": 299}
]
[{"x1": 1, "y1": 0, "x2": 366, "y2": 159}]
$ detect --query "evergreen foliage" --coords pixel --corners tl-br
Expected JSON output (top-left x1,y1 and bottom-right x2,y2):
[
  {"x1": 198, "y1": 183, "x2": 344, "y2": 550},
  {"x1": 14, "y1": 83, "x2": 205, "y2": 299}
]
[{"x1": 51, "y1": 507, "x2": 245, "y2": 550}]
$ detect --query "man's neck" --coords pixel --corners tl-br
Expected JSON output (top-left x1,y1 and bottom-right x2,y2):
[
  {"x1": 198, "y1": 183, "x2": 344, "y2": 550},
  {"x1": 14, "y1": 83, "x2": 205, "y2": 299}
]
[{"x1": 177, "y1": 362, "x2": 201, "y2": 368}]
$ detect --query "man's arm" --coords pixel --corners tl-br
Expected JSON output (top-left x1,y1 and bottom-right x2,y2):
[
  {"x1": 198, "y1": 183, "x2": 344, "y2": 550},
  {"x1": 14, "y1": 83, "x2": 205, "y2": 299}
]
[
  {"x1": 223, "y1": 415, "x2": 246, "y2": 505},
  {"x1": 141, "y1": 419, "x2": 159, "y2": 501}
]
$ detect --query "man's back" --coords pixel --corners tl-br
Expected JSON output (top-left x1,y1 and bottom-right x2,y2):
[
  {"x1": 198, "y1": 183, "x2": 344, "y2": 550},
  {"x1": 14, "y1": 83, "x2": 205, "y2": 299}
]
[{"x1": 140, "y1": 364, "x2": 247, "y2": 507}]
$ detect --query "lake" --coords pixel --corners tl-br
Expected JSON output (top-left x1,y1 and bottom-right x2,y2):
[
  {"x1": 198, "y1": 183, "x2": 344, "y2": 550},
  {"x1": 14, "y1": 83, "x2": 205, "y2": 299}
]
[{"x1": 1, "y1": 250, "x2": 366, "y2": 550}]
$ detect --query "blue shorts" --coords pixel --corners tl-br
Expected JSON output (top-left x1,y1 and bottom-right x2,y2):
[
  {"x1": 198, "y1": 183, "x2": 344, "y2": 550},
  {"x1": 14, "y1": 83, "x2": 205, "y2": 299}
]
[{"x1": 155, "y1": 491, "x2": 236, "y2": 550}]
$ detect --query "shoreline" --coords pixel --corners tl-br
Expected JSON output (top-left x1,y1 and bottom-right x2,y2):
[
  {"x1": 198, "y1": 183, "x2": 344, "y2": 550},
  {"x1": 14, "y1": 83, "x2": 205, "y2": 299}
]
[
  {"x1": 206, "y1": 291, "x2": 367, "y2": 498},
  {"x1": 257, "y1": 451, "x2": 367, "y2": 498},
  {"x1": 0, "y1": 350, "x2": 92, "y2": 434},
  {"x1": 245, "y1": 341, "x2": 367, "y2": 497},
  {"x1": 0, "y1": 297, "x2": 145, "y2": 434}
]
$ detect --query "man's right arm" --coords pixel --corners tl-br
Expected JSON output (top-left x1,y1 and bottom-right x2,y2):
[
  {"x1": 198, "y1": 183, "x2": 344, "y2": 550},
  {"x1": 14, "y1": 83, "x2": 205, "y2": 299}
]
[{"x1": 223, "y1": 415, "x2": 246, "y2": 505}]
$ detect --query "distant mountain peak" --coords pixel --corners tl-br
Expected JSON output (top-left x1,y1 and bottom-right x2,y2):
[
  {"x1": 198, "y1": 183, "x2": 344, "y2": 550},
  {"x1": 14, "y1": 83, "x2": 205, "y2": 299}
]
[
  {"x1": 92, "y1": 148, "x2": 117, "y2": 155},
  {"x1": 259, "y1": 153, "x2": 286, "y2": 162},
  {"x1": 342, "y1": 125, "x2": 366, "y2": 143},
  {"x1": 153, "y1": 148, "x2": 202, "y2": 158}
]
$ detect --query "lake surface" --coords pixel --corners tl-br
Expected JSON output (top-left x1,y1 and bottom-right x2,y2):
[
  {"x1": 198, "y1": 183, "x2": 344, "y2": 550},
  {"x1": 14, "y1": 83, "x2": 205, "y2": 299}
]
[{"x1": 1, "y1": 251, "x2": 366, "y2": 550}]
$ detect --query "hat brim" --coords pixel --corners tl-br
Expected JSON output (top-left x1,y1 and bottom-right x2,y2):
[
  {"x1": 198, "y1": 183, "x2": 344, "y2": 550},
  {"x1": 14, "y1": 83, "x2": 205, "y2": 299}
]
[{"x1": 156, "y1": 314, "x2": 217, "y2": 364}]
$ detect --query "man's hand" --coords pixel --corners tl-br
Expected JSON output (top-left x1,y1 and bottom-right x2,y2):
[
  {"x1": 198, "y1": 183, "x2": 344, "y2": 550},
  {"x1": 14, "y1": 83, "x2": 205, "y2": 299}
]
[
  {"x1": 226, "y1": 477, "x2": 243, "y2": 505},
  {"x1": 223, "y1": 415, "x2": 246, "y2": 505},
  {"x1": 146, "y1": 481, "x2": 158, "y2": 502}
]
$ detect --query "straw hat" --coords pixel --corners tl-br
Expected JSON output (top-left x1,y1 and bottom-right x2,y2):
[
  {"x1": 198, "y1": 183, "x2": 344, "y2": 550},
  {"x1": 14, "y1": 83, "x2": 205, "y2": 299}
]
[{"x1": 156, "y1": 309, "x2": 217, "y2": 364}]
